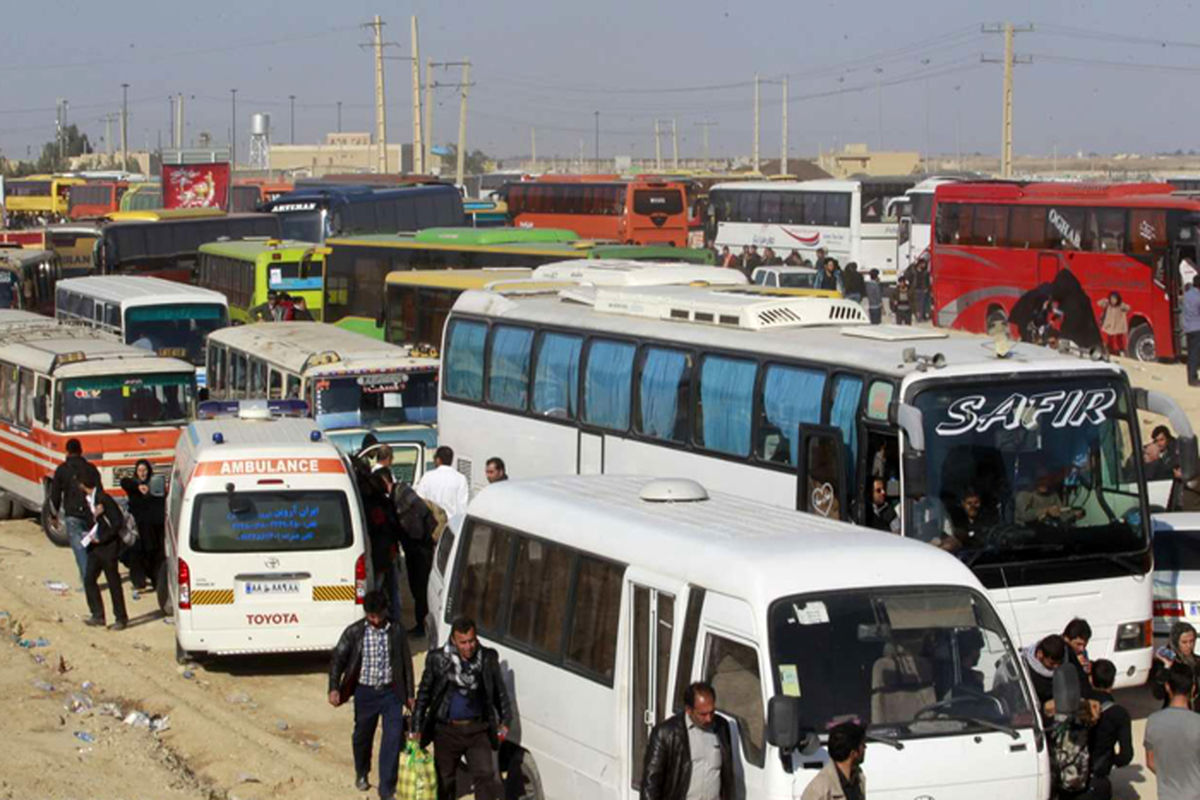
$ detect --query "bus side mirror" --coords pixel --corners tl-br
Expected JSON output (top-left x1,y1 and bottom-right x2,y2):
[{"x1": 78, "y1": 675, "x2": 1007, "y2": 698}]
[
  {"x1": 1135, "y1": 388, "x2": 1200, "y2": 481},
  {"x1": 891, "y1": 402, "x2": 927, "y2": 498},
  {"x1": 767, "y1": 696, "x2": 806, "y2": 752}
]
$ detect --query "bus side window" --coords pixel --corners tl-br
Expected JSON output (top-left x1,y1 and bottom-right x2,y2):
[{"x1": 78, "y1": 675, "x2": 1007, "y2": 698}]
[
  {"x1": 231, "y1": 352, "x2": 248, "y2": 398},
  {"x1": 268, "y1": 369, "x2": 283, "y2": 400},
  {"x1": 0, "y1": 364, "x2": 17, "y2": 422},
  {"x1": 286, "y1": 374, "x2": 301, "y2": 400},
  {"x1": 16, "y1": 368, "x2": 35, "y2": 429},
  {"x1": 33, "y1": 377, "x2": 50, "y2": 425},
  {"x1": 250, "y1": 359, "x2": 267, "y2": 396}
]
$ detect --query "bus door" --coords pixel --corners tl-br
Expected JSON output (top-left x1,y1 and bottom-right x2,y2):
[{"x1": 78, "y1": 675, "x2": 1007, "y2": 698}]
[
  {"x1": 625, "y1": 569, "x2": 679, "y2": 800},
  {"x1": 1170, "y1": 235, "x2": 1196, "y2": 355},
  {"x1": 795, "y1": 424, "x2": 849, "y2": 522}
]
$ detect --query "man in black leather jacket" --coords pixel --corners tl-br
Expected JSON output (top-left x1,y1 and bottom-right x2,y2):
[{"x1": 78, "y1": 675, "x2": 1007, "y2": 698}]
[
  {"x1": 410, "y1": 616, "x2": 512, "y2": 800},
  {"x1": 328, "y1": 591, "x2": 415, "y2": 800},
  {"x1": 641, "y1": 682, "x2": 735, "y2": 800}
]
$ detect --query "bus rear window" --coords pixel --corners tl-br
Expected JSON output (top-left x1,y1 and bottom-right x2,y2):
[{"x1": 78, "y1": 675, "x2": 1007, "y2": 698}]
[
  {"x1": 189, "y1": 490, "x2": 353, "y2": 552},
  {"x1": 633, "y1": 190, "x2": 684, "y2": 216}
]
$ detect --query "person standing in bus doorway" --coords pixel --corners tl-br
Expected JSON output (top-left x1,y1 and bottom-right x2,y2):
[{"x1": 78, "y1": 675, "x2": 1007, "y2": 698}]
[
  {"x1": 414, "y1": 446, "x2": 470, "y2": 519},
  {"x1": 78, "y1": 469, "x2": 129, "y2": 631},
  {"x1": 49, "y1": 438, "x2": 98, "y2": 587},
  {"x1": 865, "y1": 269, "x2": 884, "y2": 325},
  {"x1": 800, "y1": 721, "x2": 867, "y2": 800},
  {"x1": 411, "y1": 616, "x2": 511, "y2": 800},
  {"x1": 484, "y1": 457, "x2": 507, "y2": 484},
  {"x1": 1183, "y1": 275, "x2": 1200, "y2": 386},
  {"x1": 328, "y1": 590, "x2": 415, "y2": 800},
  {"x1": 640, "y1": 681, "x2": 734, "y2": 800}
]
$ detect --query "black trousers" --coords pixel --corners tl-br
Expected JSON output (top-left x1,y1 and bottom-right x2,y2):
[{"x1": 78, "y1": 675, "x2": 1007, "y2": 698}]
[
  {"x1": 84, "y1": 539, "x2": 128, "y2": 624},
  {"x1": 433, "y1": 721, "x2": 498, "y2": 800},
  {"x1": 129, "y1": 520, "x2": 165, "y2": 589},
  {"x1": 1188, "y1": 330, "x2": 1200, "y2": 382},
  {"x1": 402, "y1": 541, "x2": 434, "y2": 628},
  {"x1": 353, "y1": 684, "x2": 405, "y2": 798}
]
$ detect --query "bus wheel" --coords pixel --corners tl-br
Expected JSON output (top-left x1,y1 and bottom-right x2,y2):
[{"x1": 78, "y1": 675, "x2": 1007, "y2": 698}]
[
  {"x1": 157, "y1": 562, "x2": 172, "y2": 617},
  {"x1": 985, "y1": 306, "x2": 1008, "y2": 334},
  {"x1": 40, "y1": 499, "x2": 68, "y2": 547},
  {"x1": 1128, "y1": 323, "x2": 1156, "y2": 362},
  {"x1": 0, "y1": 495, "x2": 13, "y2": 520}
]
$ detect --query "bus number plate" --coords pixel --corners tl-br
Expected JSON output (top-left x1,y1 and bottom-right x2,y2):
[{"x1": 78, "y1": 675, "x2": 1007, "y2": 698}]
[{"x1": 244, "y1": 581, "x2": 300, "y2": 596}]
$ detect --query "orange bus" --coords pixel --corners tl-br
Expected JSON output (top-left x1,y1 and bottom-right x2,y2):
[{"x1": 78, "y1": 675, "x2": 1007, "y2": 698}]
[
  {"x1": 68, "y1": 181, "x2": 129, "y2": 220},
  {"x1": 503, "y1": 178, "x2": 690, "y2": 246},
  {"x1": 0, "y1": 319, "x2": 196, "y2": 544}
]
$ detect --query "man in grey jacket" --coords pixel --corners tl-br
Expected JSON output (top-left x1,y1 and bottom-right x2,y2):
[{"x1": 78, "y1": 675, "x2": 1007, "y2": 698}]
[{"x1": 802, "y1": 721, "x2": 866, "y2": 800}]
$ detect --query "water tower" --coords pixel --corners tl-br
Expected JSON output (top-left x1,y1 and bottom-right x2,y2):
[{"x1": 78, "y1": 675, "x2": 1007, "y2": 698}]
[{"x1": 248, "y1": 112, "x2": 270, "y2": 170}]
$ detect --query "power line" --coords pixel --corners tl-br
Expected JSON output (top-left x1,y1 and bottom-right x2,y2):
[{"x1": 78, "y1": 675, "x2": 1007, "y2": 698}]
[
  {"x1": 1029, "y1": 53, "x2": 1200, "y2": 74},
  {"x1": 1037, "y1": 23, "x2": 1200, "y2": 50}
]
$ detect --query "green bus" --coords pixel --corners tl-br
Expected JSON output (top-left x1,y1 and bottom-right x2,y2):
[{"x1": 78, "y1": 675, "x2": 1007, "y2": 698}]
[
  {"x1": 323, "y1": 226, "x2": 715, "y2": 338},
  {"x1": 196, "y1": 239, "x2": 326, "y2": 323}
]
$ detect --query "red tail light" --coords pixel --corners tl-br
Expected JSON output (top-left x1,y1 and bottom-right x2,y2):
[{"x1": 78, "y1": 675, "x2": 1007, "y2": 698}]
[
  {"x1": 1155, "y1": 599, "x2": 1185, "y2": 618},
  {"x1": 355, "y1": 554, "x2": 366, "y2": 605},
  {"x1": 178, "y1": 558, "x2": 191, "y2": 610}
]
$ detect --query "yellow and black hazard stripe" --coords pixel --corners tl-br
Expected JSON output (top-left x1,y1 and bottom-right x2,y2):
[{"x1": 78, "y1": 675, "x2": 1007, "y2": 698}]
[
  {"x1": 312, "y1": 585, "x2": 357, "y2": 602},
  {"x1": 190, "y1": 589, "x2": 235, "y2": 606}
]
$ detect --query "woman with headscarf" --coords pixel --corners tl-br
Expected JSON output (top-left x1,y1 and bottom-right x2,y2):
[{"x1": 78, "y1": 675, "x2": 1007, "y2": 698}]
[
  {"x1": 1151, "y1": 621, "x2": 1198, "y2": 710},
  {"x1": 119, "y1": 460, "x2": 166, "y2": 591}
]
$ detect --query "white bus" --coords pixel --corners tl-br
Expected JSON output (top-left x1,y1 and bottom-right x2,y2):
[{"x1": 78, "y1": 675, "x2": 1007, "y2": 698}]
[
  {"x1": 893, "y1": 177, "x2": 960, "y2": 270},
  {"x1": 166, "y1": 409, "x2": 367, "y2": 662},
  {"x1": 437, "y1": 284, "x2": 1196, "y2": 688},
  {"x1": 205, "y1": 322, "x2": 439, "y2": 482},
  {"x1": 707, "y1": 178, "x2": 914, "y2": 279},
  {"x1": 54, "y1": 275, "x2": 229, "y2": 388},
  {"x1": 429, "y1": 475, "x2": 1047, "y2": 800}
]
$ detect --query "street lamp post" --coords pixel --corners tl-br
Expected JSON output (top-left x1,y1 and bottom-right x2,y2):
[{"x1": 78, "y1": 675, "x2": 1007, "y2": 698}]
[
  {"x1": 231, "y1": 88, "x2": 238, "y2": 169},
  {"x1": 120, "y1": 83, "x2": 129, "y2": 172},
  {"x1": 289, "y1": 95, "x2": 296, "y2": 144}
]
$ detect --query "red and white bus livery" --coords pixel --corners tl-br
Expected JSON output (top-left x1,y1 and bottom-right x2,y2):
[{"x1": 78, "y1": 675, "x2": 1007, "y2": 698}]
[{"x1": 0, "y1": 320, "x2": 196, "y2": 544}]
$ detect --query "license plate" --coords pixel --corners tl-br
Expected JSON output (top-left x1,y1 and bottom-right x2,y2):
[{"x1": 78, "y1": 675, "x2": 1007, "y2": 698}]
[{"x1": 244, "y1": 581, "x2": 300, "y2": 596}]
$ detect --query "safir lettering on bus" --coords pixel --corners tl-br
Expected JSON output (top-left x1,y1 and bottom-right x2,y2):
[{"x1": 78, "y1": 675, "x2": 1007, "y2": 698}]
[
  {"x1": 219, "y1": 458, "x2": 320, "y2": 475},
  {"x1": 1048, "y1": 208, "x2": 1082, "y2": 249},
  {"x1": 935, "y1": 388, "x2": 1117, "y2": 436}
]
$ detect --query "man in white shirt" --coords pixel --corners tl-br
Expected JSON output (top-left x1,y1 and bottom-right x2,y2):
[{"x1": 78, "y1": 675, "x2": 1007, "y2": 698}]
[{"x1": 414, "y1": 446, "x2": 470, "y2": 519}]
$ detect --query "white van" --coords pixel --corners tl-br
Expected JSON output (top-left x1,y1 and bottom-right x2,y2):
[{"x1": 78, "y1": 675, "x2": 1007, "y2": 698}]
[
  {"x1": 166, "y1": 407, "x2": 368, "y2": 662},
  {"x1": 428, "y1": 475, "x2": 1049, "y2": 800}
]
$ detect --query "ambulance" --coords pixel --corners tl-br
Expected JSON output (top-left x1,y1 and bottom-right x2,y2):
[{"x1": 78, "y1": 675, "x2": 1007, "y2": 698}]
[{"x1": 166, "y1": 402, "x2": 368, "y2": 663}]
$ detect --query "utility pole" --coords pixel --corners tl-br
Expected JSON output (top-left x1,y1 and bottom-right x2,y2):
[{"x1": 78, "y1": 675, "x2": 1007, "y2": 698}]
[
  {"x1": 55, "y1": 99, "x2": 63, "y2": 160},
  {"x1": 671, "y1": 118, "x2": 679, "y2": 170},
  {"x1": 653, "y1": 120, "x2": 662, "y2": 170},
  {"x1": 368, "y1": 15, "x2": 387, "y2": 172},
  {"x1": 694, "y1": 121, "x2": 716, "y2": 167},
  {"x1": 288, "y1": 94, "x2": 296, "y2": 144},
  {"x1": 104, "y1": 114, "x2": 113, "y2": 157},
  {"x1": 230, "y1": 88, "x2": 237, "y2": 169},
  {"x1": 411, "y1": 16, "x2": 424, "y2": 174},
  {"x1": 176, "y1": 93, "x2": 184, "y2": 149},
  {"x1": 424, "y1": 59, "x2": 434, "y2": 172},
  {"x1": 168, "y1": 96, "x2": 175, "y2": 153},
  {"x1": 593, "y1": 111, "x2": 599, "y2": 167},
  {"x1": 874, "y1": 67, "x2": 884, "y2": 152},
  {"x1": 337, "y1": 100, "x2": 343, "y2": 134},
  {"x1": 455, "y1": 60, "x2": 471, "y2": 187},
  {"x1": 530, "y1": 127, "x2": 537, "y2": 171},
  {"x1": 120, "y1": 83, "x2": 129, "y2": 172},
  {"x1": 982, "y1": 22, "x2": 1033, "y2": 178},
  {"x1": 752, "y1": 73, "x2": 760, "y2": 172},
  {"x1": 780, "y1": 76, "x2": 789, "y2": 176}
]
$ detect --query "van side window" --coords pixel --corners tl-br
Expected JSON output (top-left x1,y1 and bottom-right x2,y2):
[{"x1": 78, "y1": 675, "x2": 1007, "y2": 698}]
[
  {"x1": 455, "y1": 522, "x2": 514, "y2": 635},
  {"x1": 0, "y1": 364, "x2": 17, "y2": 422},
  {"x1": 285, "y1": 374, "x2": 301, "y2": 399},
  {"x1": 434, "y1": 527, "x2": 456, "y2": 577},
  {"x1": 704, "y1": 634, "x2": 766, "y2": 767},
  {"x1": 16, "y1": 369, "x2": 35, "y2": 428},
  {"x1": 268, "y1": 369, "x2": 283, "y2": 400},
  {"x1": 565, "y1": 555, "x2": 623, "y2": 682},
  {"x1": 506, "y1": 536, "x2": 573, "y2": 654}
]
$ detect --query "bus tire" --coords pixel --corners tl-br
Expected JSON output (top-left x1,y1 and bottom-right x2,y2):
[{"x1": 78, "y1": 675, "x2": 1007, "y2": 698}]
[
  {"x1": 0, "y1": 495, "x2": 13, "y2": 520},
  {"x1": 1128, "y1": 323, "x2": 1156, "y2": 362},
  {"x1": 9, "y1": 500, "x2": 27, "y2": 520},
  {"x1": 502, "y1": 746, "x2": 545, "y2": 800},
  {"x1": 985, "y1": 306, "x2": 1008, "y2": 334},
  {"x1": 40, "y1": 499, "x2": 68, "y2": 548},
  {"x1": 157, "y1": 562, "x2": 172, "y2": 616}
]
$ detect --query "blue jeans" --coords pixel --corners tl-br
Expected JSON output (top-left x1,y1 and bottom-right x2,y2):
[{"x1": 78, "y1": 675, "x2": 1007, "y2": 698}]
[
  {"x1": 65, "y1": 516, "x2": 88, "y2": 586},
  {"x1": 353, "y1": 684, "x2": 405, "y2": 798}
]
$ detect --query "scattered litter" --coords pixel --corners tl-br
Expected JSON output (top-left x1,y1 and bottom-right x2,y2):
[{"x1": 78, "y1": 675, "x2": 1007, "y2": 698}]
[
  {"x1": 131, "y1": 642, "x2": 151, "y2": 652},
  {"x1": 73, "y1": 731, "x2": 95, "y2": 744},
  {"x1": 151, "y1": 716, "x2": 170, "y2": 733},
  {"x1": 225, "y1": 691, "x2": 252, "y2": 705},
  {"x1": 124, "y1": 711, "x2": 151, "y2": 729},
  {"x1": 65, "y1": 692, "x2": 93, "y2": 713},
  {"x1": 32, "y1": 654, "x2": 45, "y2": 664},
  {"x1": 43, "y1": 580, "x2": 71, "y2": 593},
  {"x1": 236, "y1": 773, "x2": 261, "y2": 784},
  {"x1": 81, "y1": 681, "x2": 94, "y2": 691},
  {"x1": 57, "y1": 655, "x2": 72, "y2": 673},
  {"x1": 131, "y1": 591, "x2": 140, "y2": 600},
  {"x1": 180, "y1": 670, "x2": 194, "y2": 680},
  {"x1": 303, "y1": 739, "x2": 321, "y2": 751},
  {"x1": 275, "y1": 720, "x2": 289, "y2": 731},
  {"x1": 33, "y1": 680, "x2": 54, "y2": 692},
  {"x1": 17, "y1": 637, "x2": 49, "y2": 648},
  {"x1": 99, "y1": 703, "x2": 123, "y2": 718}
]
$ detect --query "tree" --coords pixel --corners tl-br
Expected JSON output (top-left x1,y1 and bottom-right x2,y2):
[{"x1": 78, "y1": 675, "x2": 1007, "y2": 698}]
[
  {"x1": 34, "y1": 124, "x2": 92, "y2": 173},
  {"x1": 440, "y1": 144, "x2": 492, "y2": 177}
]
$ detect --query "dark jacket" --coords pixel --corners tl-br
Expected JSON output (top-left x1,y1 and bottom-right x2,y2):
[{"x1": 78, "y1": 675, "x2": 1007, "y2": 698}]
[
  {"x1": 394, "y1": 481, "x2": 437, "y2": 551},
  {"x1": 1088, "y1": 691, "x2": 1132, "y2": 778},
  {"x1": 842, "y1": 269, "x2": 865, "y2": 297},
  {"x1": 328, "y1": 619, "x2": 415, "y2": 704},
  {"x1": 87, "y1": 489, "x2": 125, "y2": 546},
  {"x1": 119, "y1": 477, "x2": 166, "y2": 529},
  {"x1": 412, "y1": 645, "x2": 512, "y2": 749},
  {"x1": 641, "y1": 712, "x2": 735, "y2": 800},
  {"x1": 50, "y1": 455, "x2": 99, "y2": 520}
]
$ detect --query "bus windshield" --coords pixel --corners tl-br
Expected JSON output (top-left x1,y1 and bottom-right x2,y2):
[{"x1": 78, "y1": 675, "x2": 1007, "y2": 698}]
[
  {"x1": 912, "y1": 375, "x2": 1147, "y2": 566},
  {"x1": 313, "y1": 371, "x2": 438, "y2": 430},
  {"x1": 190, "y1": 490, "x2": 352, "y2": 552},
  {"x1": 126, "y1": 303, "x2": 229, "y2": 365},
  {"x1": 59, "y1": 373, "x2": 194, "y2": 431},
  {"x1": 769, "y1": 587, "x2": 1033, "y2": 739},
  {"x1": 278, "y1": 210, "x2": 325, "y2": 242}
]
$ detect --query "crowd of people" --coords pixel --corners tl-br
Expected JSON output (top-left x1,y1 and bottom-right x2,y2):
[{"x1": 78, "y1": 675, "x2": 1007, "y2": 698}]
[{"x1": 253, "y1": 290, "x2": 315, "y2": 322}]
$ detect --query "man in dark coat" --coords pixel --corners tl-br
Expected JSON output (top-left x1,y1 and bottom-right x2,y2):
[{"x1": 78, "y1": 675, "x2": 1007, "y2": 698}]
[
  {"x1": 79, "y1": 468, "x2": 128, "y2": 630},
  {"x1": 49, "y1": 438, "x2": 99, "y2": 585},
  {"x1": 641, "y1": 681, "x2": 735, "y2": 800}
]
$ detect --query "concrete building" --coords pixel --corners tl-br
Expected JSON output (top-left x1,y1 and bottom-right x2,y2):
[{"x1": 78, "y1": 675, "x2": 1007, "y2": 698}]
[
  {"x1": 818, "y1": 144, "x2": 920, "y2": 178},
  {"x1": 268, "y1": 133, "x2": 444, "y2": 176}
]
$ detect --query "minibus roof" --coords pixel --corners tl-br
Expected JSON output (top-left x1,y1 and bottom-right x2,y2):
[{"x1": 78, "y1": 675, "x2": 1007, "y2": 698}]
[
  {"x1": 207, "y1": 322, "x2": 436, "y2": 376},
  {"x1": 185, "y1": 417, "x2": 341, "y2": 457},
  {"x1": 465, "y1": 475, "x2": 985, "y2": 606},
  {"x1": 56, "y1": 275, "x2": 229, "y2": 308}
]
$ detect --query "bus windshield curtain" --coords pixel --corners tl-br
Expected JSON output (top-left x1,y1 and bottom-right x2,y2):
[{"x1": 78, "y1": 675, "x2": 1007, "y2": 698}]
[
  {"x1": 699, "y1": 356, "x2": 755, "y2": 456},
  {"x1": 583, "y1": 340, "x2": 635, "y2": 430},
  {"x1": 532, "y1": 333, "x2": 582, "y2": 418},
  {"x1": 831, "y1": 375, "x2": 864, "y2": 471},
  {"x1": 445, "y1": 320, "x2": 487, "y2": 401},
  {"x1": 487, "y1": 326, "x2": 533, "y2": 409},
  {"x1": 761, "y1": 366, "x2": 825, "y2": 465},
  {"x1": 638, "y1": 348, "x2": 689, "y2": 441}
]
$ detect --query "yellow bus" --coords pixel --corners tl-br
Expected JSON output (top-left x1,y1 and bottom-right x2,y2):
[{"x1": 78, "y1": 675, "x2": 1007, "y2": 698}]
[
  {"x1": 4, "y1": 175, "x2": 85, "y2": 225},
  {"x1": 196, "y1": 239, "x2": 326, "y2": 323},
  {"x1": 104, "y1": 207, "x2": 227, "y2": 223}
]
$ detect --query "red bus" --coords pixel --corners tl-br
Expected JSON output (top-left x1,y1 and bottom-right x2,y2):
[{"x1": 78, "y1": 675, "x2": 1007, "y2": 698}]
[
  {"x1": 503, "y1": 179, "x2": 689, "y2": 246},
  {"x1": 67, "y1": 181, "x2": 128, "y2": 221},
  {"x1": 930, "y1": 181, "x2": 1199, "y2": 360}
]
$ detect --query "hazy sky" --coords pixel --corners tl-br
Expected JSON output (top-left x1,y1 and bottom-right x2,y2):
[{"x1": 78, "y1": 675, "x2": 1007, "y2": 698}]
[{"x1": 2, "y1": 0, "x2": 1197, "y2": 163}]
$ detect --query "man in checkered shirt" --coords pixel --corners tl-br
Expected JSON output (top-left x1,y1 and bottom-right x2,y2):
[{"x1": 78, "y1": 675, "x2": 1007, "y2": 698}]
[{"x1": 329, "y1": 591, "x2": 416, "y2": 800}]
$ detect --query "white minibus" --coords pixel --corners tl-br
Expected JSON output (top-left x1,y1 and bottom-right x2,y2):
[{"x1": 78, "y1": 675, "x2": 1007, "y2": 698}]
[
  {"x1": 428, "y1": 474, "x2": 1048, "y2": 800},
  {"x1": 55, "y1": 275, "x2": 230, "y2": 387},
  {"x1": 166, "y1": 406, "x2": 367, "y2": 662}
]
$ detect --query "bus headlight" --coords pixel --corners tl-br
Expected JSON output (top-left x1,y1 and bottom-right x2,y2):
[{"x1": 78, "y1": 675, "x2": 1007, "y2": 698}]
[{"x1": 1115, "y1": 620, "x2": 1152, "y2": 651}]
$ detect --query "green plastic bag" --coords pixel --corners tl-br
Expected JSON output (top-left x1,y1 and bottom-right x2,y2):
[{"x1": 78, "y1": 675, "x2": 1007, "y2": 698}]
[{"x1": 398, "y1": 740, "x2": 437, "y2": 800}]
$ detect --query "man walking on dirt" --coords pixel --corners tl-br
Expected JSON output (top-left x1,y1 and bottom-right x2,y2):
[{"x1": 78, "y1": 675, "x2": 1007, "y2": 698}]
[{"x1": 49, "y1": 439, "x2": 100, "y2": 586}]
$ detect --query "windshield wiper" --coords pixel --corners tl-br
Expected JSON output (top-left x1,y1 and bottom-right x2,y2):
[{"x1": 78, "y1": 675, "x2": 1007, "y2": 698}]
[
  {"x1": 921, "y1": 713, "x2": 1020, "y2": 739},
  {"x1": 864, "y1": 731, "x2": 904, "y2": 750}
]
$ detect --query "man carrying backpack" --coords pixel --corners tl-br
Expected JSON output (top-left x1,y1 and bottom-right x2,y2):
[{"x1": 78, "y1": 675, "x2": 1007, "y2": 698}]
[{"x1": 1074, "y1": 659, "x2": 1132, "y2": 800}]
